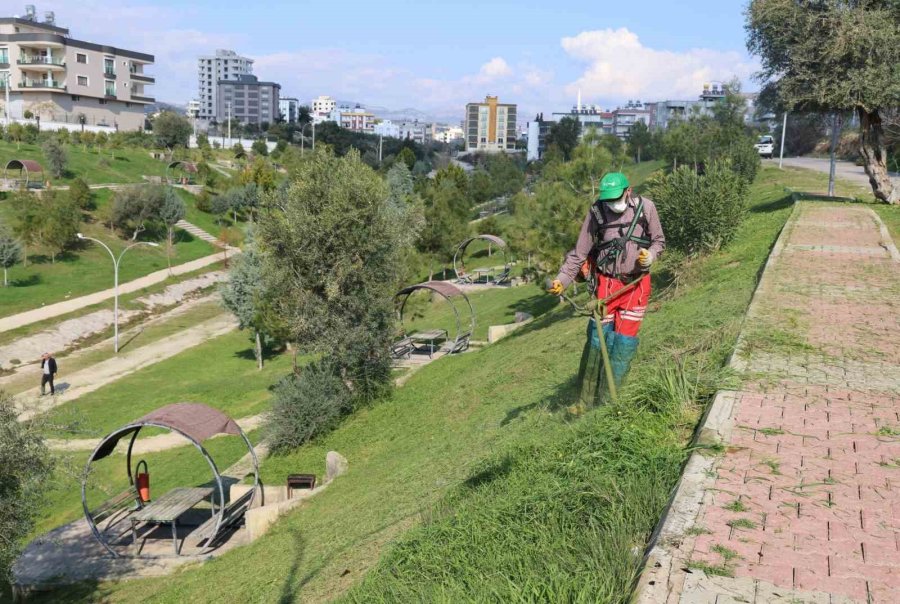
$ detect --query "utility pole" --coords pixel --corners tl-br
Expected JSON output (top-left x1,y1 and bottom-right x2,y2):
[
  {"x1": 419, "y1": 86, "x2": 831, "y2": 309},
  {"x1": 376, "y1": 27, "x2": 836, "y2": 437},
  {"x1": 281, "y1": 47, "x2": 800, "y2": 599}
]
[
  {"x1": 827, "y1": 112, "x2": 842, "y2": 198},
  {"x1": 312, "y1": 120, "x2": 316, "y2": 151},
  {"x1": 778, "y1": 111, "x2": 787, "y2": 169},
  {"x1": 227, "y1": 101, "x2": 232, "y2": 146},
  {"x1": 378, "y1": 133, "x2": 383, "y2": 163}
]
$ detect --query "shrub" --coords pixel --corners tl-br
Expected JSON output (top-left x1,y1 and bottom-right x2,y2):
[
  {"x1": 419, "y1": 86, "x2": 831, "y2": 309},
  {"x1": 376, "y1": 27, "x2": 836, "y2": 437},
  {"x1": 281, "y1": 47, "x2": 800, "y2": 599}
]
[
  {"x1": 646, "y1": 160, "x2": 749, "y2": 255},
  {"x1": 68, "y1": 177, "x2": 93, "y2": 210},
  {"x1": 267, "y1": 361, "x2": 352, "y2": 452},
  {"x1": 41, "y1": 138, "x2": 67, "y2": 179},
  {"x1": 196, "y1": 188, "x2": 213, "y2": 212},
  {"x1": 723, "y1": 138, "x2": 761, "y2": 184}
]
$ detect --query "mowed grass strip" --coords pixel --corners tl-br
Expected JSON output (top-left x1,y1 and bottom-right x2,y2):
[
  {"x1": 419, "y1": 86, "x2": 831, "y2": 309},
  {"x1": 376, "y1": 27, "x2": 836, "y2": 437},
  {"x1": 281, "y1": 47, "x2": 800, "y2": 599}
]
[
  {"x1": 0, "y1": 188, "x2": 216, "y2": 318},
  {"x1": 31, "y1": 165, "x2": 801, "y2": 603},
  {"x1": 41, "y1": 329, "x2": 295, "y2": 438}
]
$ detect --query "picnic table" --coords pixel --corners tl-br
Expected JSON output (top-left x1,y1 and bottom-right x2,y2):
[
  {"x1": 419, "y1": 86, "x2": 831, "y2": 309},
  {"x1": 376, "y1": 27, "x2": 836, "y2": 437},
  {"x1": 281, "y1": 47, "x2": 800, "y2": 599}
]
[
  {"x1": 472, "y1": 267, "x2": 495, "y2": 283},
  {"x1": 410, "y1": 329, "x2": 448, "y2": 358},
  {"x1": 131, "y1": 486, "x2": 214, "y2": 555}
]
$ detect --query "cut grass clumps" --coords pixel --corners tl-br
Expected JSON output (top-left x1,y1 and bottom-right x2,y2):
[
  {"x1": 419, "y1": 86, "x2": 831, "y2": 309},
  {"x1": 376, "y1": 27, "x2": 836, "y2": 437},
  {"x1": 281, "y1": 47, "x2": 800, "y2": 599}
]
[{"x1": 347, "y1": 405, "x2": 685, "y2": 603}]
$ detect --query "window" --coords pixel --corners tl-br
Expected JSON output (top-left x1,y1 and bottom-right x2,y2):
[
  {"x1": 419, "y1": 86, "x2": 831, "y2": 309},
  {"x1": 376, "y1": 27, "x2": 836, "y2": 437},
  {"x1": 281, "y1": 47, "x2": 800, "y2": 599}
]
[
  {"x1": 70, "y1": 95, "x2": 81, "y2": 101},
  {"x1": 99, "y1": 98, "x2": 107, "y2": 105},
  {"x1": 77, "y1": 75, "x2": 88, "y2": 86},
  {"x1": 0, "y1": 48, "x2": 8, "y2": 64},
  {"x1": 105, "y1": 80, "x2": 115, "y2": 96},
  {"x1": 76, "y1": 53, "x2": 87, "y2": 64}
]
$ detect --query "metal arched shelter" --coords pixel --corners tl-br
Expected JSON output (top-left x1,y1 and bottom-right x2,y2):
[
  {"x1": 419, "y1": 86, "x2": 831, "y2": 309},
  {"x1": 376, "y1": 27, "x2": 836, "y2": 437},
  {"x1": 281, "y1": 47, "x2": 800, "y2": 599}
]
[
  {"x1": 81, "y1": 403, "x2": 259, "y2": 558},
  {"x1": 395, "y1": 281, "x2": 476, "y2": 353},
  {"x1": 3, "y1": 159, "x2": 44, "y2": 188},
  {"x1": 165, "y1": 160, "x2": 198, "y2": 184},
  {"x1": 453, "y1": 234, "x2": 511, "y2": 284}
]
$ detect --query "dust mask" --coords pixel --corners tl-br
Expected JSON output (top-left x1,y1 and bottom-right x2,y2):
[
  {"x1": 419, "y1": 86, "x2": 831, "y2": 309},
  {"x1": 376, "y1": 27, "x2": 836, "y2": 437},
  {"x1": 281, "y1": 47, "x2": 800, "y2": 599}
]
[{"x1": 607, "y1": 198, "x2": 627, "y2": 214}]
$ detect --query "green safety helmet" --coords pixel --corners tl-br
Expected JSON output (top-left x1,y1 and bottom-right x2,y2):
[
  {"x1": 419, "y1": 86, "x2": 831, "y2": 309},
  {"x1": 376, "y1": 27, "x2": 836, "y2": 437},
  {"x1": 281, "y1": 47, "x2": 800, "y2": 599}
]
[{"x1": 598, "y1": 172, "x2": 630, "y2": 201}]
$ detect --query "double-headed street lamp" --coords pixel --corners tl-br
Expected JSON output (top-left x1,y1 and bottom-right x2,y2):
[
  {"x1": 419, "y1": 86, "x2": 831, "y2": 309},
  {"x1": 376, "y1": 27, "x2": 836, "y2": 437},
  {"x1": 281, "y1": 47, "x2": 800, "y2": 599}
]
[{"x1": 77, "y1": 234, "x2": 159, "y2": 353}]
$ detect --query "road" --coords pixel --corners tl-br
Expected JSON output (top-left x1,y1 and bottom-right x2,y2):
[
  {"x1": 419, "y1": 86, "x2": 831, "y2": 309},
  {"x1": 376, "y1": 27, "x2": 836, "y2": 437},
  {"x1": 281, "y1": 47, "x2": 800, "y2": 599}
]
[{"x1": 773, "y1": 156, "x2": 899, "y2": 190}]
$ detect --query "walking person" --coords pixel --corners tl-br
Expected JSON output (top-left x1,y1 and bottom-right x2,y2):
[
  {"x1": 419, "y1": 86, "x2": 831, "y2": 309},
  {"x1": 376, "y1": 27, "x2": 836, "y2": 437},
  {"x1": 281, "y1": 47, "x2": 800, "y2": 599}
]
[
  {"x1": 40, "y1": 352, "x2": 58, "y2": 396},
  {"x1": 547, "y1": 172, "x2": 665, "y2": 405}
]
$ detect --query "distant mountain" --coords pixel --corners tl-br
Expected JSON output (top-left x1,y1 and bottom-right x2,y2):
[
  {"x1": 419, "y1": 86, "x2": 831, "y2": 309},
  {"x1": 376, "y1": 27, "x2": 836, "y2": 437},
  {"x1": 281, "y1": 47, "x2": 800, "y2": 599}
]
[{"x1": 150, "y1": 100, "x2": 188, "y2": 115}]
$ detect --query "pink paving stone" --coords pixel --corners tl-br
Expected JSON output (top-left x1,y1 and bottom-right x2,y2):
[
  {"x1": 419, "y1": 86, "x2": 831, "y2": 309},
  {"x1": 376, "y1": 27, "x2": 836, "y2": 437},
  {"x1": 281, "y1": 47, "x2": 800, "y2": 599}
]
[{"x1": 676, "y1": 204, "x2": 900, "y2": 602}]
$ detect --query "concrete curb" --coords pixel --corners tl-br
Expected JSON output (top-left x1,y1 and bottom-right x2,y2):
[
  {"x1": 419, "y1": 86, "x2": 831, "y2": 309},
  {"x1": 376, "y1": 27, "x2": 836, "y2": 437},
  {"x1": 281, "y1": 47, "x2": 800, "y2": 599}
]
[{"x1": 633, "y1": 202, "x2": 802, "y2": 604}]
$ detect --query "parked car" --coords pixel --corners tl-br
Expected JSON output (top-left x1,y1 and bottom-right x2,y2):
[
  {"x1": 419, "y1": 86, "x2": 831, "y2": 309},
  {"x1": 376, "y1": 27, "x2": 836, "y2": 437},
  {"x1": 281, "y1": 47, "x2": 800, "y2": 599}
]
[{"x1": 755, "y1": 135, "x2": 775, "y2": 159}]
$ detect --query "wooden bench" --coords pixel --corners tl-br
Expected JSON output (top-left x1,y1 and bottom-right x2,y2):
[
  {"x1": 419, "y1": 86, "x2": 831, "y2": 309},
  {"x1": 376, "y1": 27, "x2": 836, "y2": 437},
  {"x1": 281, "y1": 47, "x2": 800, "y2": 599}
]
[
  {"x1": 90, "y1": 486, "x2": 142, "y2": 527},
  {"x1": 192, "y1": 489, "x2": 255, "y2": 547},
  {"x1": 391, "y1": 336, "x2": 415, "y2": 359},
  {"x1": 450, "y1": 331, "x2": 472, "y2": 353}
]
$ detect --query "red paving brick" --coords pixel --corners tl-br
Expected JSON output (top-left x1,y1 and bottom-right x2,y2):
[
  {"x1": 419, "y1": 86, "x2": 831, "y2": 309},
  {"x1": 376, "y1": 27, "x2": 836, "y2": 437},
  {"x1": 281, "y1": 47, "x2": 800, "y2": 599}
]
[{"x1": 689, "y1": 204, "x2": 900, "y2": 602}]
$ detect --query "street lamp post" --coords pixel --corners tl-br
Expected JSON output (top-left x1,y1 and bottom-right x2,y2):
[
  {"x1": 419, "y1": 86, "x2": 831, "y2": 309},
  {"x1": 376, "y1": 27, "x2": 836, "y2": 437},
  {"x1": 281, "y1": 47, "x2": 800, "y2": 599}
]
[
  {"x1": 1, "y1": 72, "x2": 11, "y2": 127},
  {"x1": 77, "y1": 234, "x2": 159, "y2": 353},
  {"x1": 778, "y1": 111, "x2": 788, "y2": 170}
]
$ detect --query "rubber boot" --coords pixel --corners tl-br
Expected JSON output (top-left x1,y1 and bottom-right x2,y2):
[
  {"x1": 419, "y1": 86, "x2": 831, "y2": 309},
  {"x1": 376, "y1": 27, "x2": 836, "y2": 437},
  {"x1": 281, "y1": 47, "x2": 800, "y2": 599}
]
[
  {"x1": 609, "y1": 332, "x2": 639, "y2": 391},
  {"x1": 574, "y1": 319, "x2": 614, "y2": 413}
]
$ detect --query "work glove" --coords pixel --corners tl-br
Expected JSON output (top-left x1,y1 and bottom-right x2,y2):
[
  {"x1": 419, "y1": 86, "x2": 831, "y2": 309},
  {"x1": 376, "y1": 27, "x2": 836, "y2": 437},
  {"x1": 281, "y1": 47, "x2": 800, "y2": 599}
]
[
  {"x1": 637, "y1": 249, "x2": 653, "y2": 269},
  {"x1": 547, "y1": 279, "x2": 564, "y2": 296}
]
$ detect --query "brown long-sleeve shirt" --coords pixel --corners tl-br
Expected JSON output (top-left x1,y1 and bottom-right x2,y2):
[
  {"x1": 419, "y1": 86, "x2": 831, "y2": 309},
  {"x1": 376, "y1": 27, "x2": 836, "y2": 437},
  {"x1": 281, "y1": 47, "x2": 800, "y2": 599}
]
[{"x1": 555, "y1": 195, "x2": 665, "y2": 287}]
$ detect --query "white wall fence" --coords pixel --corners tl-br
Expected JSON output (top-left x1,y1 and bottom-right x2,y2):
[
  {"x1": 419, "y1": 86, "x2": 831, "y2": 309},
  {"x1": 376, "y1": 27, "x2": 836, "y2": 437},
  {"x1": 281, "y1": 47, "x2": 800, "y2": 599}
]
[
  {"x1": 189, "y1": 134, "x2": 277, "y2": 153},
  {"x1": 2, "y1": 116, "x2": 118, "y2": 134}
]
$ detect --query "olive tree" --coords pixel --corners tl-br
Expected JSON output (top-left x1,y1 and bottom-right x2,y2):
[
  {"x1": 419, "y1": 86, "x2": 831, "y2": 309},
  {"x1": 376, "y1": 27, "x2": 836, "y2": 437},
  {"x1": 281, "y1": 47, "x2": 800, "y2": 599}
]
[
  {"x1": 0, "y1": 225, "x2": 22, "y2": 286},
  {"x1": 0, "y1": 391, "x2": 53, "y2": 586},
  {"x1": 747, "y1": 0, "x2": 900, "y2": 203}
]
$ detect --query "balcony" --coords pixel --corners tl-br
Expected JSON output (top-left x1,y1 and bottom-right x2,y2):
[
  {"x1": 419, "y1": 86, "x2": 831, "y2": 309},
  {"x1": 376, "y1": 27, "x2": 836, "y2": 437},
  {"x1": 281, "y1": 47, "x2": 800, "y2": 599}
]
[
  {"x1": 18, "y1": 55, "x2": 66, "y2": 68},
  {"x1": 0, "y1": 57, "x2": 8, "y2": 69},
  {"x1": 130, "y1": 92, "x2": 155, "y2": 103},
  {"x1": 130, "y1": 72, "x2": 155, "y2": 84},
  {"x1": 104, "y1": 70, "x2": 117, "y2": 79},
  {"x1": 19, "y1": 80, "x2": 66, "y2": 91}
]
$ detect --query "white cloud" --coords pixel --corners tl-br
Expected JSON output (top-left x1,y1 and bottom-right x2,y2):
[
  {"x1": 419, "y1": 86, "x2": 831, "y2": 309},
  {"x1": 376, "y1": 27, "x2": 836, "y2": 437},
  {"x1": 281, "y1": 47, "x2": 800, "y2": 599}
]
[
  {"x1": 477, "y1": 57, "x2": 512, "y2": 81},
  {"x1": 561, "y1": 28, "x2": 758, "y2": 103}
]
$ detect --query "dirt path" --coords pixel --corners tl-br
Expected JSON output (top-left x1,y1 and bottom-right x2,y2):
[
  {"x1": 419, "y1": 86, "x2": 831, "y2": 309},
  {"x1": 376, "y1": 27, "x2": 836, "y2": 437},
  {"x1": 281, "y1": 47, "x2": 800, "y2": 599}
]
[
  {"x1": 0, "y1": 251, "x2": 237, "y2": 335},
  {"x1": 15, "y1": 313, "x2": 238, "y2": 421},
  {"x1": 640, "y1": 204, "x2": 900, "y2": 603}
]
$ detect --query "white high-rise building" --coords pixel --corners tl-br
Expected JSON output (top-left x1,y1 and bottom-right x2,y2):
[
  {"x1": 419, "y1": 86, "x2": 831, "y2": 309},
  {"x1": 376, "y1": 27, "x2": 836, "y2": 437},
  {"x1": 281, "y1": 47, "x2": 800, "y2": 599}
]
[
  {"x1": 197, "y1": 49, "x2": 253, "y2": 122},
  {"x1": 311, "y1": 95, "x2": 336, "y2": 121}
]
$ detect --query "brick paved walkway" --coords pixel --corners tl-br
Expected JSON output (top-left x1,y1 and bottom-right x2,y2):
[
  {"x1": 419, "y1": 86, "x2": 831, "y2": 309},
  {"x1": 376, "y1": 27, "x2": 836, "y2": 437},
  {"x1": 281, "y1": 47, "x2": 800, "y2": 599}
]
[{"x1": 639, "y1": 203, "x2": 900, "y2": 604}]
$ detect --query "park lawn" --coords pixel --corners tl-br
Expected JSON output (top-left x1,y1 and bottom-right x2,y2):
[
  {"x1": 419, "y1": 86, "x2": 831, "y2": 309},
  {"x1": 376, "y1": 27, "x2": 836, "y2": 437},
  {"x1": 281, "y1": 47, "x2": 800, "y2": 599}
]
[
  {"x1": 0, "y1": 300, "x2": 227, "y2": 395},
  {"x1": 32, "y1": 433, "x2": 257, "y2": 540},
  {"x1": 0, "y1": 140, "x2": 167, "y2": 185},
  {"x1": 38, "y1": 164, "x2": 802, "y2": 604},
  {"x1": 873, "y1": 203, "x2": 900, "y2": 242},
  {"x1": 0, "y1": 188, "x2": 216, "y2": 318},
  {"x1": 401, "y1": 282, "x2": 556, "y2": 341},
  {"x1": 177, "y1": 188, "x2": 248, "y2": 247},
  {"x1": 41, "y1": 329, "x2": 297, "y2": 439}
]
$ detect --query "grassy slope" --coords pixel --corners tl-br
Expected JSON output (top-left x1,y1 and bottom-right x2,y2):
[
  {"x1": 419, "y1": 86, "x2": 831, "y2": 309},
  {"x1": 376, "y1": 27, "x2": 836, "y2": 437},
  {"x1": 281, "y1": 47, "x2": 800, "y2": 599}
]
[
  {"x1": 0, "y1": 188, "x2": 216, "y2": 317},
  {"x1": 0, "y1": 140, "x2": 166, "y2": 185},
  {"x1": 42, "y1": 329, "x2": 295, "y2": 438},
  {"x1": 49, "y1": 165, "x2": 803, "y2": 603}
]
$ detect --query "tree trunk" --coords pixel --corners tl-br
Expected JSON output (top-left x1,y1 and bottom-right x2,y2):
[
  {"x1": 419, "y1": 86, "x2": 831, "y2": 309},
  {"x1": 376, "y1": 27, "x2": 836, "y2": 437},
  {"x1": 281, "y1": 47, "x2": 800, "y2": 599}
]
[
  {"x1": 827, "y1": 112, "x2": 842, "y2": 198},
  {"x1": 166, "y1": 227, "x2": 174, "y2": 274},
  {"x1": 858, "y1": 107, "x2": 898, "y2": 204},
  {"x1": 255, "y1": 330, "x2": 263, "y2": 370},
  {"x1": 3, "y1": 267, "x2": 7, "y2": 286}
]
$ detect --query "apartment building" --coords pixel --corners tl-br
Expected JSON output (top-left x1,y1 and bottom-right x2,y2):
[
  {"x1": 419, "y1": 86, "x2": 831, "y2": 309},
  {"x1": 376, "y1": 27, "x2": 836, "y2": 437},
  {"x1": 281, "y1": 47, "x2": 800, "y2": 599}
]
[
  {"x1": 0, "y1": 7, "x2": 154, "y2": 131},
  {"x1": 278, "y1": 97, "x2": 299, "y2": 123},
  {"x1": 197, "y1": 49, "x2": 253, "y2": 122},
  {"x1": 373, "y1": 119, "x2": 400, "y2": 138},
  {"x1": 311, "y1": 95, "x2": 336, "y2": 123},
  {"x1": 464, "y1": 95, "x2": 517, "y2": 153},
  {"x1": 331, "y1": 104, "x2": 374, "y2": 133},
  {"x1": 612, "y1": 101, "x2": 651, "y2": 139},
  {"x1": 216, "y1": 74, "x2": 280, "y2": 126},
  {"x1": 398, "y1": 120, "x2": 430, "y2": 145}
]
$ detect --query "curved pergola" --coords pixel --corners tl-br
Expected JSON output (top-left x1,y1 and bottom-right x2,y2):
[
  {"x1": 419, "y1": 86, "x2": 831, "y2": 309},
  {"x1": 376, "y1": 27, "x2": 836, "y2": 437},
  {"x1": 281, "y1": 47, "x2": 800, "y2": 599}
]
[
  {"x1": 165, "y1": 161, "x2": 198, "y2": 185},
  {"x1": 81, "y1": 403, "x2": 258, "y2": 558},
  {"x1": 3, "y1": 159, "x2": 43, "y2": 188},
  {"x1": 394, "y1": 281, "x2": 476, "y2": 354},
  {"x1": 453, "y1": 234, "x2": 511, "y2": 285}
]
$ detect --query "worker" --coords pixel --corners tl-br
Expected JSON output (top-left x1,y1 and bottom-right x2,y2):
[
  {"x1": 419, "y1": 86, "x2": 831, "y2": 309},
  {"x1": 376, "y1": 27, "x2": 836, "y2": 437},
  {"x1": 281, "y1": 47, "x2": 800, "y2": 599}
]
[{"x1": 548, "y1": 172, "x2": 665, "y2": 403}]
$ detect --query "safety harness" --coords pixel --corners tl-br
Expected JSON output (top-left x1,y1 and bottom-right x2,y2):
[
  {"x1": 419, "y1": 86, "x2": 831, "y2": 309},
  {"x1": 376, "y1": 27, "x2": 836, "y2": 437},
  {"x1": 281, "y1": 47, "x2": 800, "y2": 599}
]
[{"x1": 589, "y1": 196, "x2": 651, "y2": 274}]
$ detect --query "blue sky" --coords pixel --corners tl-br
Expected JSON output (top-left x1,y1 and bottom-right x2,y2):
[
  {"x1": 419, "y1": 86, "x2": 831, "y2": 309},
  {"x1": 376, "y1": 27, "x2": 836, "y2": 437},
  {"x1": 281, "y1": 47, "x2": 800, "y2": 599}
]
[{"x1": 35, "y1": 0, "x2": 758, "y2": 121}]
